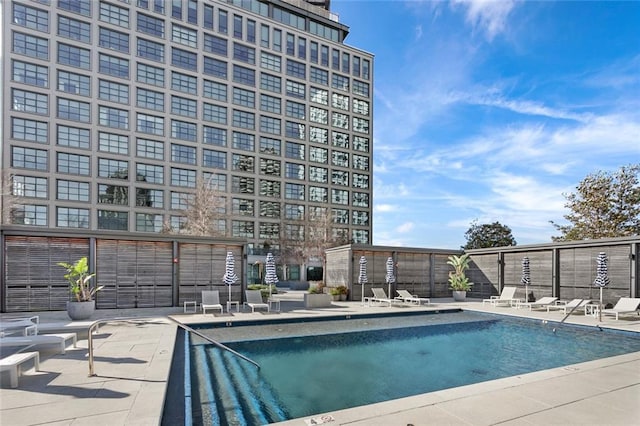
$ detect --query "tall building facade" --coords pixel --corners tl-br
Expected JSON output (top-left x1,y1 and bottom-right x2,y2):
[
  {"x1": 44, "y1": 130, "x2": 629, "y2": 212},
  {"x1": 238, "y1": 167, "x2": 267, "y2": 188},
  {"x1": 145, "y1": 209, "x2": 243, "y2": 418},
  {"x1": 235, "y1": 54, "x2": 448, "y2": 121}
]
[{"x1": 1, "y1": 0, "x2": 373, "y2": 272}]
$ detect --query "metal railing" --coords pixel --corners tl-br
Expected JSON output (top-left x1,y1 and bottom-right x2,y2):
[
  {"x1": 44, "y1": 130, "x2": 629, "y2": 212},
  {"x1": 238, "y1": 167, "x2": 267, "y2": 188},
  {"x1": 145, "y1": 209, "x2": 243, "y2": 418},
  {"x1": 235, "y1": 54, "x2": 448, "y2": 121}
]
[{"x1": 87, "y1": 316, "x2": 259, "y2": 376}]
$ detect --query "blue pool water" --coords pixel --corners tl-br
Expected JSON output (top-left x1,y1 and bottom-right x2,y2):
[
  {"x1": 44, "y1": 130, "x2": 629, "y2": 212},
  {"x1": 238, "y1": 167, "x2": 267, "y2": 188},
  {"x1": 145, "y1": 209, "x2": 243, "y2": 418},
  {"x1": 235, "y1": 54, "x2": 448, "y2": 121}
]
[{"x1": 175, "y1": 312, "x2": 640, "y2": 425}]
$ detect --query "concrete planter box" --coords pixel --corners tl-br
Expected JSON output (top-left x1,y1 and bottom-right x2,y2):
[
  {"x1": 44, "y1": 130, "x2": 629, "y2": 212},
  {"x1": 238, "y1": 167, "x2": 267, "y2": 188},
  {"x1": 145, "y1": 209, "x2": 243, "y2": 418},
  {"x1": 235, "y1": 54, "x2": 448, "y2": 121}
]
[{"x1": 304, "y1": 293, "x2": 332, "y2": 309}]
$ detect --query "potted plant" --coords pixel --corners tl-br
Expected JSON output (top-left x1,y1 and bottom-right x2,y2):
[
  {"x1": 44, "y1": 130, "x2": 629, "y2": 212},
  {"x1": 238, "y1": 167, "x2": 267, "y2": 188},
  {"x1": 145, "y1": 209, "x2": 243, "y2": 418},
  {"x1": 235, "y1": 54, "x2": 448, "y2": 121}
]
[
  {"x1": 304, "y1": 282, "x2": 332, "y2": 308},
  {"x1": 329, "y1": 287, "x2": 341, "y2": 301},
  {"x1": 58, "y1": 257, "x2": 103, "y2": 320},
  {"x1": 447, "y1": 254, "x2": 473, "y2": 301},
  {"x1": 335, "y1": 285, "x2": 348, "y2": 301}
]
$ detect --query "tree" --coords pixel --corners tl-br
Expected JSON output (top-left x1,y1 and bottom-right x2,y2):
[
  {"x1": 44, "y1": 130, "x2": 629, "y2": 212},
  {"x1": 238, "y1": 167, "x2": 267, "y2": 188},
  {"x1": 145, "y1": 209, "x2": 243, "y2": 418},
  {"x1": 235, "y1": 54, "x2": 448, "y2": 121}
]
[
  {"x1": 1, "y1": 172, "x2": 21, "y2": 225},
  {"x1": 551, "y1": 164, "x2": 640, "y2": 241},
  {"x1": 176, "y1": 177, "x2": 228, "y2": 237},
  {"x1": 463, "y1": 220, "x2": 517, "y2": 249}
]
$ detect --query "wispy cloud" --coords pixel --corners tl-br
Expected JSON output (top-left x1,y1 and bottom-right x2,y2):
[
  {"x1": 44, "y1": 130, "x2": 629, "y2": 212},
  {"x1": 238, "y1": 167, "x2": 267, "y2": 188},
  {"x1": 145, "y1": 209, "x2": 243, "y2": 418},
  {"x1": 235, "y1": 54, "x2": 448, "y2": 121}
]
[{"x1": 451, "y1": 0, "x2": 517, "y2": 41}]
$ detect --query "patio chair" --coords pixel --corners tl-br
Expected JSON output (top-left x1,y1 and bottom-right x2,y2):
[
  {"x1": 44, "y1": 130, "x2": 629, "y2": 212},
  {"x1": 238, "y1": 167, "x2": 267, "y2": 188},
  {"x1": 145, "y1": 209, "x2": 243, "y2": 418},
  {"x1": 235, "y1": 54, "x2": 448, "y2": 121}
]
[
  {"x1": 601, "y1": 297, "x2": 640, "y2": 320},
  {"x1": 546, "y1": 298, "x2": 591, "y2": 314},
  {"x1": 369, "y1": 288, "x2": 399, "y2": 307},
  {"x1": 0, "y1": 316, "x2": 39, "y2": 337},
  {"x1": 0, "y1": 332, "x2": 77, "y2": 355},
  {"x1": 516, "y1": 296, "x2": 558, "y2": 310},
  {"x1": 482, "y1": 286, "x2": 519, "y2": 307},
  {"x1": 245, "y1": 290, "x2": 269, "y2": 313},
  {"x1": 201, "y1": 290, "x2": 223, "y2": 314},
  {"x1": 395, "y1": 289, "x2": 430, "y2": 306}
]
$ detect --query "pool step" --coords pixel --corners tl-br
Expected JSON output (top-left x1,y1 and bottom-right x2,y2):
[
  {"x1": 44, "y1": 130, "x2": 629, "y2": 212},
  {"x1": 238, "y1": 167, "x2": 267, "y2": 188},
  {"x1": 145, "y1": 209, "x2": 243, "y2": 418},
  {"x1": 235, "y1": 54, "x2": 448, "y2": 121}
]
[{"x1": 191, "y1": 344, "x2": 288, "y2": 425}]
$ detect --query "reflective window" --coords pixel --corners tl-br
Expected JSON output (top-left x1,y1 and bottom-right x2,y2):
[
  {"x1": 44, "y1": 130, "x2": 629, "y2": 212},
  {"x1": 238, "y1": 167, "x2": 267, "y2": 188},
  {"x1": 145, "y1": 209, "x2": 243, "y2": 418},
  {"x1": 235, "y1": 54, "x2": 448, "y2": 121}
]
[
  {"x1": 309, "y1": 166, "x2": 328, "y2": 183},
  {"x1": 232, "y1": 154, "x2": 254, "y2": 172},
  {"x1": 13, "y1": 32, "x2": 48, "y2": 60},
  {"x1": 137, "y1": 38, "x2": 164, "y2": 62},
  {"x1": 11, "y1": 205, "x2": 47, "y2": 226},
  {"x1": 203, "y1": 149, "x2": 226, "y2": 169},
  {"x1": 12, "y1": 175, "x2": 47, "y2": 198},
  {"x1": 57, "y1": 207, "x2": 89, "y2": 228},
  {"x1": 171, "y1": 47, "x2": 197, "y2": 71},
  {"x1": 309, "y1": 186, "x2": 328, "y2": 202},
  {"x1": 171, "y1": 120, "x2": 197, "y2": 141},
  {"x1": 12, "y1": 118, "x2": 48, "y2": 143},
  {"x1": 99, "y1": 132, "x2": 128, "y2": 155},
  {"x1": 98, "y1": 183, "x2": 128, "y2": 205},
  {"x1": 259, "y1": 179, "x2": 280, "y2": 198},
  {"x1": 13, "y1": 3, "x2": 49, "y2": 32},
  {"x1": 171, "y1": 143, "x2": 196, "y2": 165},
  {"x1": 203, "y1": 57, "x2": 227, "y2": 78},
  {"x1": 99, "y1": 53, "x2": 129, "y2": 78},
  {"x1": 171, "y1": 96, "x2": 197, "y2": 118},
  {"x1": 137, "y1": 13, "x2": 164, "y2": 38},
  {"x1": 259, "y1": 116, "x2": 281, "y2": 135},
  {"x1": 58, "y1": 125, "x2": 90, "y2": 149},
  {"x1": 98, "y1": 210, "x2": 128, "y2": 230},
  {"x1": 203, "y1": 103, "x2": 227, "y2": 124},
  {"x1": 99, "y1": 105, "x2": 129, "y2": 129},
  {"x1": 98, "y1": 158, "x2": 128, "y2": 179},
  {"x1": 137, "y1": 113, "x2": 164, "y2": 135},
  {"x1": 12, "y1": 89, "x2": 47, "y2": 114},
  {"x1": 99, "y1": 27, "x2": 129, "y2": 52},
  {"x1": 12, "y1": 60, "x2": 48, "y2": 88},
  {"x1": 137, "y1": 88, "x2": 164, "y2": 111},
  {"x1": 136, "y1": 163, "x2": 164, "y2": 184},
  {"x1": 99, "y1": 80, "x2": 129, "y2": 104},
  {"x1": 136, "y1": 138, "x2": 164, "y2": 160},
  {"x1": 57, "y1": 180, "x2": 90, "y2": 201},
  {"x1": 57, "y1": 98, "x2": 90, "y2": 122},
  {"x1": 170, "y1": 167, "x2": 196, "y2": 187},
  {"x1": 58, "y1": 70, "x2": 90, "y2": 96},
  {"x1": 99, "y1": 2, "x2": 128, "y2": 27},
  {"x1": 259, "y1": 137, "x2": 281, "y2": 155},
  {"x1": 203, "y1": 126, "x2": 226, "y2": 146},
  {"x1": 137, "y1": 63, "x2": 165, "y2": 87},
  {"x1": 203, "y1": 80, "x2": 227, "y2": 101},
  {"x1": 172, "y1": 72, "x2": 197, "y2": 94},
  {"x1": 232, "y1": 131, "x2": 255, "y2": 151},
  {"x1": 57, "y1": 152, "x2": 90, "y2": 175}
]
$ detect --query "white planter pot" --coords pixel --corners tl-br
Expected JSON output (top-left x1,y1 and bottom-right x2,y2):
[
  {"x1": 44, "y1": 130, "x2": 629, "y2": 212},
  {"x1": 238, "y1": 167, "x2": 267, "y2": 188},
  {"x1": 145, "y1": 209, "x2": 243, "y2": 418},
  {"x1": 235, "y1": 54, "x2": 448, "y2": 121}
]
[
  {"x1": 67, "y1": 300, "x2": 95, "y2": 320},
  {"x1": 452, "y1": 290, "x2": 467, "y2": 302}
]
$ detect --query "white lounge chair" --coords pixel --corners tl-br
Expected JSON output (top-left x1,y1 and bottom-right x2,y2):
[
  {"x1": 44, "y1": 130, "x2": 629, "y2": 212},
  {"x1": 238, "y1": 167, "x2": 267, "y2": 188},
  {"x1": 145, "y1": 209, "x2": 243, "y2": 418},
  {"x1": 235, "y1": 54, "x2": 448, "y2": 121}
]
[
  {"x1": 546, "y1": 298, "x2": 591, "y2": 314},
  {"x1": 601, "y1": 297, "x2": 640, "y2": 320},
  {"x1": 482, "y1": 286, "x2": 520, "y2": 307},
  {"x1": 517, "y1": 296, "x2": 558, "y2": 310},
  {"x1": 0, "y1": 351, "x2": 40, "y2": 388},
  {"x1": 0, "y1": 333, "x2": 77, "y2": 354},
  {"x1": 0, "y1": 316, "x2": 39, "y2": 337},
  {"x1": 369, "y1": 288, "x2": 400, "y2": 307},
  {"x1": 245, "y1": 290, "x2": 269, "y2": 312},
  {"x1": 201, "y1": 290, "x2": 224, "y2": 314},
  {"x1": 395, "y1": 290, "x2": 430, "y2": 305}
]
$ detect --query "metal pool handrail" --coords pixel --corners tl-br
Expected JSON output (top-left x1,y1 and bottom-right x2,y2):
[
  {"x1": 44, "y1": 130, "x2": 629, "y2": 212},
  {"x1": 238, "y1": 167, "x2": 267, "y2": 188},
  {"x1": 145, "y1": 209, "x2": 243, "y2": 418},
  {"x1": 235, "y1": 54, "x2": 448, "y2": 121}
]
[
  {"x1": 87, "y1": 317, "x2": 259, "y2": 377},
  {"x1": 168, "y1": 317, "x2": 260, "y2": 369},
  {"x1": 552, "y1": 299, "x2": 601, "y2": 333}
]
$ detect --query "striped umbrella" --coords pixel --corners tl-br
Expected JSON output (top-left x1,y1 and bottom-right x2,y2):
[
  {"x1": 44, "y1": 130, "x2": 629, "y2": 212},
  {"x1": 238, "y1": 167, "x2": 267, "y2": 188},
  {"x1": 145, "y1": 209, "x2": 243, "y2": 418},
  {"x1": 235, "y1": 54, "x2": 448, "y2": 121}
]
[
  {"x1": 358, "y1": 256, "x2": 367, "y2": 304},
  {"x1": 593, "y1": 252, "x2": 609, "y2": 321},
  {"x1": 520, "y1": 257, "x2": 531, "y2": 302},
  {"x1": 264, "y1": 252, "x2": 278, "y2": 296},
  {"x1": 385, "y1": 257, "x2": 396, "y2": 299},
  {"x1": 222, "y1": 252, "x2": 239, "y2": 303}
]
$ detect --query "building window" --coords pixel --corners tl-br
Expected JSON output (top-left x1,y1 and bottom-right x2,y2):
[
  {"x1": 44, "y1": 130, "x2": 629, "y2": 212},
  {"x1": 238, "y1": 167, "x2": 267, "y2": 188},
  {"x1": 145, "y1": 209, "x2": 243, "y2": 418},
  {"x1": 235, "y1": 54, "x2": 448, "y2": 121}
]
[
  {"x1": 57, "y1": 152, "x2": 90, "y2": 176},
  {"x1": 11, "y1": 175, "x2": 47, "y2": 199},
  {"x1": 232, "y1": 220, "x2": 254, "y2": 238},
  {"x1": 309, "y1": 147, "x2": 328, "y2": 164},
  {"x1": 332, "y1": 93, "x2": 349, "y2": 110},
  {"x1": 233, "y1": 87, "x2": 255, "y2": 108},
  {"x1": 332, "y1": 170, "x2": 349, "y2": 186},
  {"x1": 285, "y1": 142, "x2": 305, "y2": 160},
  {"x1": 137, "y1": 37, "x2": 164, "y2": 62},
  {"x1": 171, "y1": 143, "x2": 196, "y2": 165},
  {"x1": 285, "y1": 121, "x2": 305, "y2": 140},
  {"x1": 203, "y1": 172, "x2": 226, "y2": 191},
  {"x1": 309, "y1": 106, "x2": 328, "y2": 124},
  {"x1": 136, "y1": 138, "x2": 164, "y2": 160},
  {"x1": 352, "y1": 154, "x2": 369, "y2": 171},
  {"x1": 310, "y1": 87, "x2": 328, "y2": 105},
  {"x1": 12, "y1": 89, "x2": 48, "y2": 115},
  {"x1": 171, "y1": 72, "x2": 197, "y2": 94},
  {"x1": 233, "y1": 65, "x2": 255, "y2": 86},
  {"x1": 286, "y1": 59, "x2": 305, "y2": 79},
  {"x1": 99, "y1": 132, "x2": 128, "y2": 155},
  {"x1": 232, "y1": 110, "x2": 255, "y2": 130},
  {"x1": 232, "y1": 198, "x2": 254, "y2": 216},
  {"x1": 259, "y1": 116, "x2": 281, "y2": 135},
  {"x1": 57, "y1": 207, "x2": 89, "y2": 228},
  {"x1": 260, "y1": 52, "x2": 281, "y2": 72},
  {"x1": 99, "y1": 53, "x2": 129, "y2": 78},
  {"x1": 259, "y1": 137, "x2": 281, "y2": 155},
  {"x1": 333, "y1": 208, "x2": 349, "y2": 224},
  {"x1": 203, "y1": 80, "x2": 227, "y2": 101},
  {"x1": 232, "y1": 176, "x2": 255, "y2": 194},
  {"x1": 353, "y1": 99, "x2": 370, "y2": 115},
  {"x1": 98, "y1": 158, "x2": 128, "y2": 179},
  {"x1": 11, "y1": 146, "x2": 47, "y2": 170},
  {"x1": 260, "y1": 158, "x2": 281, "y2": 176},
  {"x1": 352, "y1": 229, "x2": 369, "y2": 244},
  {"x1": 57, "y1": 125, "x2": 90, "y2": 149},
  {"x1": 137, "y1": 63, "x2": 164, "y2": 87},
  {"x1": 172, "y1": 24, "x2": 197, "y2": 48},
  {"x1": 99, "y1": 27, "x2": 129, "y2": 53},
  {"x1": 353, "y1": 136, "x2": 370, "y2": 153},
  {"x1": 332, "y1": 74, "x2": 349, "y2": 92},
  {"x1": 99, "y1": 2, "x2": 128, "y2": 28},
  {"x1": 98, "y1": 183, "x2": 128, "y2": 205},
  {"x1": 203, "y1": 149, "x2": 226, "y2": 169},
  {"x1": 11, "y1": 205, "x2": 47, "y2": 226},
  {"x1": 260, "y1": 94, "x2": 281, "y2": 114},
  {"x1": 353, "y1": 117, "x2": 370, "y2": 134},
  {"x1": 136, "y1": 213, "x2": 163, "y2": 232},
  {"x1": 353, "y1": 211, "x2": 369, "y2": 226},
  {"x1": 353, "y1": 173, "x2": 370, "y2": 189},
  {"x1": 59, "y1": 0, "x2": 91, "y2": 16},
  {"x1": 57, "y1": 98, "x2": 90, "y2": 122},
  {"x1": 309, "y1": 186, "x2": 328, "y2": 203},
  {"x1": 309, "y1": 166, "x2": 328, "y2": 183},
  {"x1": 57, "y1": 179, "x2": 90, "y2": 201},
  {"x1": 285, "y1": 80, "x2": 305, "y2": 99},
  {"x1": 136, "y1": 88, "x2": 164, "y2": 111},
  {"x1": 285, "y1": 182, "x2": 305, "y2": 200},
  {"x1": 137, "y1": 13, "x2": 164, "y2": 38},
  {"x1": 232, "y1": 154, "x2": 254, "y2": 172},
  {"x1": 203, "y1": 126, "x2": 226, "y2": 146},
  {"x1": 13, "y1": 4, "x2": 49, "y2": 32},
  {"x1": 332, "y1": 132, "x2": 349, "y2": 148},
  {"x1": 136, "y1": 163, "x2": 164, "y2": 184},
  {"x1": 99, "y1": 105, "x2": 129, "y2": 129},
  {"x1": 332, "y1": 112, "x2": 349, "y2": 130},
  {"x1": 259, "y1": 222, "x2": 279, "y2": 239},
  {"x1": 136, "y1": 188, "x2": 163, "y2": 208},
  {"x1": 12, "y1": 60, "x2": 48, "y2": 88},
  {"x1": 171, "y1": 120, "x2": 197, "y2": 141},
  {"x1": 98, "y1": 210, "x2": 128, "y2": 230},
  {"x1": 171, "y1": 47, "x2": 197, "y2": 71},
  {"x1": 58, "y1": 70, "x2": 90, "y2": 96},
  {"x1": 285, "y1": 163, "x2": 304, "y2": 180},
  {"x1": 332, "y1": 151, "x2": 349, "y2": 167},
  {"x1": 309, "y1": 127, "x2": 328, "y2": 145},
  {"x1": 259, "y1": 179, "x2": 280, "y2": 198},
  {"x1": 203, "y1": 103, "x2": 227, "y2": 124},
  {"x1": 260, "y1": 73, "x2": 281, "y2": 93},
  {"x1": 332, "y1": 189, "x2": 348, "y2": 205},
  {"x1": 233, "y1": 42, "x2": 255, "y2": 64},
  {"x1": 170, "y1": 168, "x2": 196, "y2": 187},
  {"x1": 285, "y1": 204, "x2": 304, "y2": 220},
  {"x1": 232, "y1": 132, "x2": 255, "y2": 151},
  {"x1": 286, "y1": 101, "x2": 305, "y2": 119},
  {"x1": 13, "y1": 32, "x2": 49, "y2": 60},
  {"x1": 171, "y1": 96, "x2": 197, "y2": 118},
  {"x1": 12, "y1": 118, "x2": 47, "y2": 143},
  {"x1": 137, "y1": 113, "x2": 164, "y2": 135},
  {"x1": 310, "y1": 67, "x2": 328, "y2": 86},
  {"x1": 353, "y1": 80, "x2": 370, "y2": 97},
  {"x1": 203, "y1": 33, "x2": 227, "y2": 55},
  {"x1": 57, "y1": 43, "x2": 90, "y2": 69},
  {"x1": 353, "y1": 192, "x2": 369, "y2": 207}
]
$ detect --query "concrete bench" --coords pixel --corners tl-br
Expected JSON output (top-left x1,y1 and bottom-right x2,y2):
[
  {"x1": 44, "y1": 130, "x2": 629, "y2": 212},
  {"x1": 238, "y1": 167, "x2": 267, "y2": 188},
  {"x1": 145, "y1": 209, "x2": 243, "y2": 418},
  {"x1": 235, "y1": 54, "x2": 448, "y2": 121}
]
[
  {"x1": 0, "y1": 351, "x2": 40, "y2": 388},
  {"x1": 0, "y1": 333, "x2": 77, "y2": 355}
]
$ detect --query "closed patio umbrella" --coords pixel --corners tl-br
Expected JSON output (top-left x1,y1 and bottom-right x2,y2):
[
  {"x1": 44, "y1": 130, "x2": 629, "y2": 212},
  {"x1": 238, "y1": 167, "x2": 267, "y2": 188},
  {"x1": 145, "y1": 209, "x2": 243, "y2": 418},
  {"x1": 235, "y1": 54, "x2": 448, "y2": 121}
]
[
  {"x1": 265, "y1": 252, "x2": 278, "y2": 297},
  {"x1": 593, "y1": 252, "x2": 609, "y2": 322},
  {"x1": 358, "y1": 256, "x2": 368, "y2": 305},
  {"x1": 521, "y1": 257, "x2": 531, "y2": 302},
  {"x1": 385, "y1": 257, "x2": 395, "y2": 299},
  {"x1": 222, "y1": 252, "x2": 239, "y2": 304}
]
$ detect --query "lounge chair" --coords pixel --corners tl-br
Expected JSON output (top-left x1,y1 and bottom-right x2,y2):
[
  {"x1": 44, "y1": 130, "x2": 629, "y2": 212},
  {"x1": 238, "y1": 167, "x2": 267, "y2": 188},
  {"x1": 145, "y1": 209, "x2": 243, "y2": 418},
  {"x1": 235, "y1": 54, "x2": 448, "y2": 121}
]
[
  {"x1": 201, "y1": 290, "x2": 224, "y2": 314},
  {"x1": 395, "y1": 290, "x2": 430, "y2": 305},
  {"x1": 546, "y1": 298, "x2": 591, "y2": 314},
  {"x1": 0, "y1": 316, "x2": 39, "y2": 337},
  {"x1": 601, "y1": 297, "x2": 640, "y2": 320},
  {"x1": 0, "y1": 351, "x2": 40, "y2": 388},
  {"x1": 482, "y1": 286, "x2": 520, "y2": 307},
  {"x1": 369, "y1": 288, "x2": 400, "y2": 307},
  {"x1": 245, "y1": 290, "x2": 269, "y2": 312},
  {"x1": 516, "y1": 296, "x2": 558, "y2": 310},
  {"x1": 0, "y1": 333, "x2": 77, "y2": 355}
]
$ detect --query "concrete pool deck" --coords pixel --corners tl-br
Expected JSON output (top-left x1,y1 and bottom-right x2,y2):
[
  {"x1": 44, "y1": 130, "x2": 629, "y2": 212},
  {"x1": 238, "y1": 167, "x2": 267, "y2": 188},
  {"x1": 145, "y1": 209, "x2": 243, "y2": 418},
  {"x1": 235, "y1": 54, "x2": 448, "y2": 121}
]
[{"x1": 1, "y1": 294, "x2": 639, "y2": 425}]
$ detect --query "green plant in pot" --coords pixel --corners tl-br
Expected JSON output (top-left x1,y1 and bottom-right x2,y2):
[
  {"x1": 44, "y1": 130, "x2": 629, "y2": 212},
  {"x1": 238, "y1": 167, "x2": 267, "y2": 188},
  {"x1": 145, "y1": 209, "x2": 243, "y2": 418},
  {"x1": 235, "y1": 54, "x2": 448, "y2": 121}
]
[
  {"x1": 58, "y1": 257, "x2": 103, "y2": 320},
  {"x1": 447, "y1": 254, "x2": 472, "y2": 301}
]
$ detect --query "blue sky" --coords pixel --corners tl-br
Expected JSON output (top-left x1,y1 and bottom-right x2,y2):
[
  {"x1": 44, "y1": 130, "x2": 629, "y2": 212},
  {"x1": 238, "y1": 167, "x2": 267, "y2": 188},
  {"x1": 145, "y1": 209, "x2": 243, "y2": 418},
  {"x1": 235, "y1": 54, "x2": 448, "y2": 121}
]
[{"x1": 332, "y1": 0, "x2": 640, "y2": 249}]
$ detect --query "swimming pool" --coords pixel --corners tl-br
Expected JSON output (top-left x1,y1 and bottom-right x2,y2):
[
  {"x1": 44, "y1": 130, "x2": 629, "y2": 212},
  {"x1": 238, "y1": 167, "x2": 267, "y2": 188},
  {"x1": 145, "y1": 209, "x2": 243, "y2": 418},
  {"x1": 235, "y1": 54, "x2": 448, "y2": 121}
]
[{"x1": 164, "y1": 311, "x2": 640, "y2": 425}]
